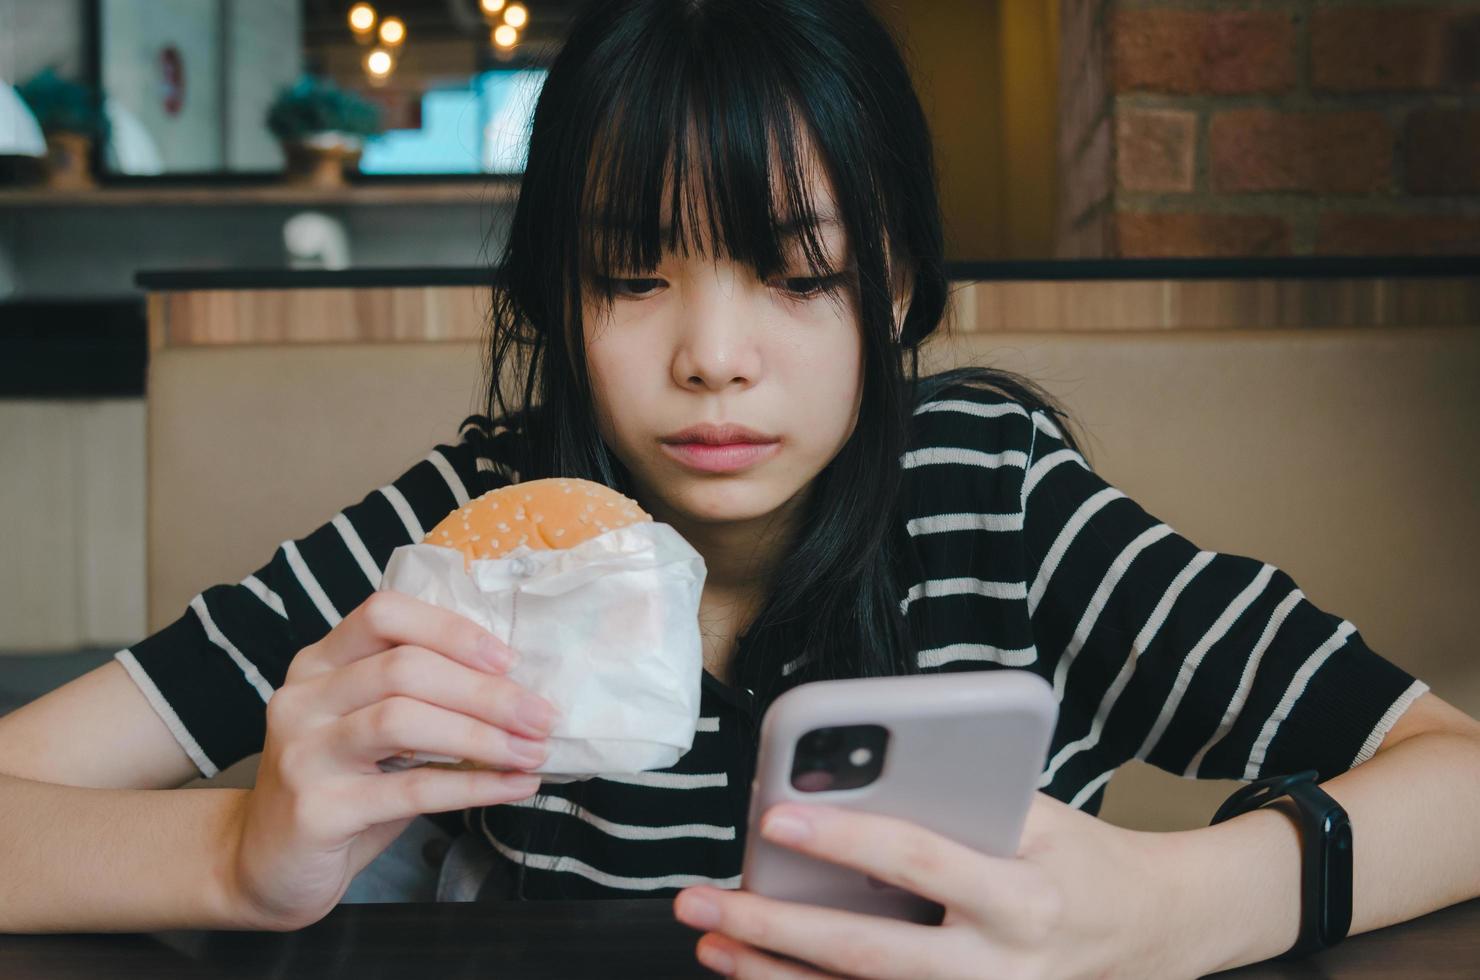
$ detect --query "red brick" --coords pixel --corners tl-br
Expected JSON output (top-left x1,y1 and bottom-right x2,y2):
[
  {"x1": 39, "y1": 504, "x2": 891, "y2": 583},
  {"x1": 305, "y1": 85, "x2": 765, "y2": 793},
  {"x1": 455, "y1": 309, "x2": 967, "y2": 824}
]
[
  {"x1": 1111, "y1": 9, "x2": 1296, "y2": 95},
  {"x1": 1116, "y1": 211, "x2": 1291, "y2": 257},
  {"x1": 1405, "y1": 110, "x2": 1480, "y2": 194},
  {"x1": 1317, "y1": 213, "x2": 1480, "y2": 255},
  {"x1": 1209, "y1": 109, "x2": 1391, "y2": 194},
  {"x1": 1117, "y1": 108, "x2": 1197, "y2": 193},
  {"x1": 1311, "y1": 7, "x2": 1453, "y2": 93}
]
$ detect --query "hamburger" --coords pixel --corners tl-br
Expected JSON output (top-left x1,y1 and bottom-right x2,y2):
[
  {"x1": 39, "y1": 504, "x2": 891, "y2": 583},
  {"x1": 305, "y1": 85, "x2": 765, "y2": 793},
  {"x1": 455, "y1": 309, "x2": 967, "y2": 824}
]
[{"x1": 388, "y1": 477, "x2": 655, "y2": 773}]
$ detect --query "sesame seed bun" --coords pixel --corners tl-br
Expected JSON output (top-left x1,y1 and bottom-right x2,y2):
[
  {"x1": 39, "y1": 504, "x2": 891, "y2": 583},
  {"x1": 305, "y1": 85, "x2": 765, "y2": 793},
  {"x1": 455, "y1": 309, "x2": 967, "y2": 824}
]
[{"x1": 424, "y1": 477, "x2": 651, "y2": 563}]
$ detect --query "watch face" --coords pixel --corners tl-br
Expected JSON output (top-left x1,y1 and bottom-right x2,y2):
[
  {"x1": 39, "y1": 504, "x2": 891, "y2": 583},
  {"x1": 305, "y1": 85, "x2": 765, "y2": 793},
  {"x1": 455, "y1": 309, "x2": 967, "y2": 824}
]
[{"x1": 1320, "y1": 817, "x2": 1354, "y2": 942}]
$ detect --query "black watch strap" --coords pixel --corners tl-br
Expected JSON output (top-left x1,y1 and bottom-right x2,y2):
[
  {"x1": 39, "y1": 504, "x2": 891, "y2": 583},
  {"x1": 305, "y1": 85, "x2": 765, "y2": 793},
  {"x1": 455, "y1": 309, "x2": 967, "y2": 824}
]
[{"x1": 1210, "y1": 770, "x2": 1352, "y2": 960}]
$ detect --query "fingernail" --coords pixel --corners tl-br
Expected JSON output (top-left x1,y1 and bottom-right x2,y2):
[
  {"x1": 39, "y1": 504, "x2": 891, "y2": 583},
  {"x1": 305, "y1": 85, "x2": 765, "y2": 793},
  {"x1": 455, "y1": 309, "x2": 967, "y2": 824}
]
[
  {"x1": 677, "y1": 892, "x2": 722, "y2": 930},
  {"x1": 762, "y1": 810, "x2": 812, "y2": 845},
  {"x1": 509, "y1": 736, "x2": 548, "y2": 769},
  {"x1": 518, "y1": 696, "x2": 557, "y2": 735},
  {"x1": 696, "y1": 939, "x2": 735, "y2": 975},
  {"x1": 479, "y1": 635, "x2": 516, "y2": 671}
]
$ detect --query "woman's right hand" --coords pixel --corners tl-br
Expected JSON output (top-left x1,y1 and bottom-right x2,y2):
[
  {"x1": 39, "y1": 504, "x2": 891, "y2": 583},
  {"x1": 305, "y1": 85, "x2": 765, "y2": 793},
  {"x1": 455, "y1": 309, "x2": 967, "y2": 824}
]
[{"x1": 225, "y1": 590, "x2": 556, "y2": 930}]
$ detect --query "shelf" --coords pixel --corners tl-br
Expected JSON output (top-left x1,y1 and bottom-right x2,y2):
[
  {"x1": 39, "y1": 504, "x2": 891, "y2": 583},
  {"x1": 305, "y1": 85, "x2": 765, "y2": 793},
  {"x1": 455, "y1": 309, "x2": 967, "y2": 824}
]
[{"x1": 0, "y1": 180, "x2": 518, "y2": 208}]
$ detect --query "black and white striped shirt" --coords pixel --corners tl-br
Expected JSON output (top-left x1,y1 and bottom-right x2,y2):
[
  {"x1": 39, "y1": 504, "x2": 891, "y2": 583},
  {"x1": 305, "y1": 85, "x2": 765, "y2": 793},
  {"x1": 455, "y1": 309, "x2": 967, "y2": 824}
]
[{"x1": 118, "y1": 380, "x2": 1426, "y2": 898}]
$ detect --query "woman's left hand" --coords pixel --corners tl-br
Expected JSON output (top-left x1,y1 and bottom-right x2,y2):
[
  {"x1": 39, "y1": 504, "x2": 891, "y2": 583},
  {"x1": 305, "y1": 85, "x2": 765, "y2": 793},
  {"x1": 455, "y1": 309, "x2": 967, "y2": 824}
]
[{"x1": 673, "y1": 792, "x2": 1195, "y2": 979}]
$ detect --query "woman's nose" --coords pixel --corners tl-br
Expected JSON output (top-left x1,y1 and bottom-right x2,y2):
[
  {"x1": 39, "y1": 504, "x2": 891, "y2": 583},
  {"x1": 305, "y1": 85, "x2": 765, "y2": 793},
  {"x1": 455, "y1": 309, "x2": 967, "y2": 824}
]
[{"x1": 670, "y1": 269, "x2": 763, "y2": 391}]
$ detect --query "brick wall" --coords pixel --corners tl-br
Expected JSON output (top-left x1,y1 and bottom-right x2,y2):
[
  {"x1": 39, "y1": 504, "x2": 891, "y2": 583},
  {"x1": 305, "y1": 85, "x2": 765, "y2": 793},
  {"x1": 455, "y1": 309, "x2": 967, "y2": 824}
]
[{"x1": 1057, "y1": 0, "x2": 1480, "y2": 258}]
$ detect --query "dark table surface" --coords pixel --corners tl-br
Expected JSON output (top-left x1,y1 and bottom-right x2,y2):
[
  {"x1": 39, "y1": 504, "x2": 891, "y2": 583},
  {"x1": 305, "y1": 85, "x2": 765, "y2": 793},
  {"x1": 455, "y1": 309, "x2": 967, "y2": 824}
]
[{"x1": 1, "y1": 897, "x2": 1476, "y2": 979}]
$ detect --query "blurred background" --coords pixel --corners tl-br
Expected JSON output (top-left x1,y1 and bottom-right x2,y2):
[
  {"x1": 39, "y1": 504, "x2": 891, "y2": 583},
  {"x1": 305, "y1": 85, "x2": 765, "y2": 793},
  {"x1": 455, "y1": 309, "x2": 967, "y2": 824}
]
[{"x1": 1, "y1": 0, "x2": 1477, "y2": 830}]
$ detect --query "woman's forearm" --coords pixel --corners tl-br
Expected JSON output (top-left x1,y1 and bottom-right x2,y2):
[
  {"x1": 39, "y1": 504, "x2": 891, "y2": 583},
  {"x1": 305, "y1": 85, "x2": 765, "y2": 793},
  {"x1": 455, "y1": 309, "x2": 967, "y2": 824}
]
[
  {"x1": 0, "y1": 773, "x2": 253, "y2": 933},
  {"x1": 1155, "y1": 730, "x2": 1480, "y2": 976}
]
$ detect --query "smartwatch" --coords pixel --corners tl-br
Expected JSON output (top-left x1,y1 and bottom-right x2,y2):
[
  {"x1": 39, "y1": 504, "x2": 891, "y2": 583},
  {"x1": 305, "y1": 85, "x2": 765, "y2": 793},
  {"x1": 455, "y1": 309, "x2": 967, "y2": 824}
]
[{"x1": 1210, "y1": 769, "x2": 1352, "y2": 960}]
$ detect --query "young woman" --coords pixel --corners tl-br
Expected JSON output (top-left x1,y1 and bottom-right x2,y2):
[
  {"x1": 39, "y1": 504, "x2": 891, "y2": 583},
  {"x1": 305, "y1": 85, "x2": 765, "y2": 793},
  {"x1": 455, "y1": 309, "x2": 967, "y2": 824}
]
[{"x1": 3, "y1": 0, "x2": 1478, "y2": 975}]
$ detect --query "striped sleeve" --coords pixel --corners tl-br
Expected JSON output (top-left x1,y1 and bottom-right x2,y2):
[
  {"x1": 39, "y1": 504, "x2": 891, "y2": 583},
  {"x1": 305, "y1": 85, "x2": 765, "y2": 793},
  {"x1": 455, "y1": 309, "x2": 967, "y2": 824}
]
[
  {"x1": 116, "y1": 416, "x2": 510, "y2": 778},
  {"x1": 1012, "y1": 405, "x2": 1428, "y2": 796}
]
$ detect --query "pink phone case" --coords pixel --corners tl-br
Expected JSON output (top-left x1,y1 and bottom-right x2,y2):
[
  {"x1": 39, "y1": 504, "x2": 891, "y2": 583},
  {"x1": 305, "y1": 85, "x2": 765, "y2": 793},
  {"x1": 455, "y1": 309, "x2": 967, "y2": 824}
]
[{"x1": 740, "y1": 670, "x2": 1058, "y2": 923}]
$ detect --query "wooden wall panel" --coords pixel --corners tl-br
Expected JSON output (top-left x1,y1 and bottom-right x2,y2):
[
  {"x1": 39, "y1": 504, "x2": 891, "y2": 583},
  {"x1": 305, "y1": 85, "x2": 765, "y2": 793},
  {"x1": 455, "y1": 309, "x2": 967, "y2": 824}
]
[
  {"x1": 153, "y1": 287, "x2": 490, "y2": 349},
  {"x1": 952, "y1": 277, "x2": 1480, "y2": 332}
]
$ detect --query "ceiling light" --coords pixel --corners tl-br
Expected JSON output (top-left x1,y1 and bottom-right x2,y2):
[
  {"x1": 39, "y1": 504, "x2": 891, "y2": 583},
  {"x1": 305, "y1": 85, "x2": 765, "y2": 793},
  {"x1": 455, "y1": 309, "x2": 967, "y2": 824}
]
[
  {"x1": 348, "y1": 3, "x2": 376, "y2": 34},
  {"x1": 365, "y1": 48, "x2": 394, "y2": 77},
  {"x1": 378, "y1": 16, "x2": 405, "y2": 45}
]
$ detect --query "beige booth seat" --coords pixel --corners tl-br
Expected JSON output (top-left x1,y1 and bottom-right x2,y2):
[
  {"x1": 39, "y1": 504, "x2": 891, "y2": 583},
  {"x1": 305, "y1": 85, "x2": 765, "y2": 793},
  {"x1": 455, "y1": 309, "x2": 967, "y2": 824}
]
[{"x1": 147, "y1": 328, "x2": 1480, "y2": 830}]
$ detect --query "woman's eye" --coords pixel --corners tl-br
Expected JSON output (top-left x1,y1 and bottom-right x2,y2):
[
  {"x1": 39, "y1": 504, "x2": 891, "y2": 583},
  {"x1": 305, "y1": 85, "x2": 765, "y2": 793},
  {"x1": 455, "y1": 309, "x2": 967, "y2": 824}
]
[
  {"x1": 779, "y1": 277, "x2": 827, "y2": 297},
  {"x1": 776, "y1": 272, "x2": 848, "y2": 298},
  {"x1": 612, "y1": 277, "x2": 665, "y2": 297},
  {"x1": 597, "y1": 272, "x2": 847, "y2": 299}
]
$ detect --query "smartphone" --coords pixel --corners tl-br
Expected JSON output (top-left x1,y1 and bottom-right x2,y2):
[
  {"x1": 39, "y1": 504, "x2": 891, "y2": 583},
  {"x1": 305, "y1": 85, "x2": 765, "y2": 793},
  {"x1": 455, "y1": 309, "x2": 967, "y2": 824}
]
[{"x1": 740, "y1": 670, "x2": 1057, "y2": 923}]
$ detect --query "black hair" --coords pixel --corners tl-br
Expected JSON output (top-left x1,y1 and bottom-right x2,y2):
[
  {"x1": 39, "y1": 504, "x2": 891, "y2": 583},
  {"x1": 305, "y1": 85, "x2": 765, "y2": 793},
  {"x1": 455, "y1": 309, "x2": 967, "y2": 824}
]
[{"x1": 483, "y1": 0, "x2": 1078, "y2": 721}]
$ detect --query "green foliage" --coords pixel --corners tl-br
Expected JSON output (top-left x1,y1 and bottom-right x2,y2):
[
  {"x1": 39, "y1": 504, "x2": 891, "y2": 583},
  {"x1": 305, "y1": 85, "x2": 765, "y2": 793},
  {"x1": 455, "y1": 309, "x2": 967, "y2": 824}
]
[
  {"x1": 17, "y1": 67, "x2": 107, "y2": 138},
  {"x1": 267, "y1": 75, "x2": 383, "y2": 141}
]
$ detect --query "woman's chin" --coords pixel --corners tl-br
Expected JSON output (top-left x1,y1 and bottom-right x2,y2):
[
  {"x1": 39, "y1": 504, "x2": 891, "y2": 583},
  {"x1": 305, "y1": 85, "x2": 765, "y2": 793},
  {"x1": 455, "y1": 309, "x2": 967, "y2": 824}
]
[{"x1": 658, "y1": 480, "x2": 797, "y2": 528}]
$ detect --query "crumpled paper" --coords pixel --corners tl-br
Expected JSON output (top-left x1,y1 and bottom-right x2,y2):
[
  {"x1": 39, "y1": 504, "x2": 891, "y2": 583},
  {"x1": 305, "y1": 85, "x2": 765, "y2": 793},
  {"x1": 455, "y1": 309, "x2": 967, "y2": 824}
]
[{"x1": 375, "y1": 521, "x2": 706, "y2": 781}]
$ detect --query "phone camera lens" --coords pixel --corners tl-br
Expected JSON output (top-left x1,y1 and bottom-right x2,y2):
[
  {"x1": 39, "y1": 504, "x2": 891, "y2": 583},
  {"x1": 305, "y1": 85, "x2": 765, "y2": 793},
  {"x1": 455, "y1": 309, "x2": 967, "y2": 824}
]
[{"x1": 790, "y1": 724, "x2": 889, "y2": 793}]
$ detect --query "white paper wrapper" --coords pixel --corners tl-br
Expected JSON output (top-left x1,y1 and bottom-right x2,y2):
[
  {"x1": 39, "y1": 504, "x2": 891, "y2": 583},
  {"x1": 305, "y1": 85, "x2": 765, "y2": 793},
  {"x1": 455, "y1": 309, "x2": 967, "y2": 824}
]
[{"x1": 375, "y1": 522, "x2": 706, "y2": 781}]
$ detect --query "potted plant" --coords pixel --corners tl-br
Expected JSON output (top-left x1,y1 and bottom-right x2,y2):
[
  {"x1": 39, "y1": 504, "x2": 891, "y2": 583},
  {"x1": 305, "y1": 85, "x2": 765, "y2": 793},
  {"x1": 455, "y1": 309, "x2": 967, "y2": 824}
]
[
  {"x1": 267, "y1": 76, "x2": 383, "y2": 189},
  {"x1": 16, "y1": 67, "x2": 108, "y2": 190}
]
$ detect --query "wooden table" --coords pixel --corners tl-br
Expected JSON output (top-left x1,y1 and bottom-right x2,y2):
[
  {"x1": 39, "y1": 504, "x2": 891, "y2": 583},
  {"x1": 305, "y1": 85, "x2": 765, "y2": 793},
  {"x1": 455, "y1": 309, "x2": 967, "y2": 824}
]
[{"x1": 1, "y1": 898, "x2": 1476, "y2": 978}]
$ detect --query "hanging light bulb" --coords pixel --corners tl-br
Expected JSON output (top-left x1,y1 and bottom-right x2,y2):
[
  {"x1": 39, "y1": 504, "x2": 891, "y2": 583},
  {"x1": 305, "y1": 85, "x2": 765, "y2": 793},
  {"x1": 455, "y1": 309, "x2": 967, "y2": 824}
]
[
  {"x1": 348, "y1": 3, "x2": 376, "y2": 35},
  {"x1": 503, "y1": 3, "x2": 528, "y2": 28},
  {"x1": 492, "y1": 23, "x2": 518, "y2": 48},
  {"x1": 365, "y1": 48, "x2": 394, "y2": 78},
  {"x1": 378, "y1": 16, "x2": 405, "y2": 46}
]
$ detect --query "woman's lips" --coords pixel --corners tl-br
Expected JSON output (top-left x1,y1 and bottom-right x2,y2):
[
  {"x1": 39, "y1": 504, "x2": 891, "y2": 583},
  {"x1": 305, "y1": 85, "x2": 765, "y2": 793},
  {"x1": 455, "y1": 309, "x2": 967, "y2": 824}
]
[{"x1": 660, "y1": 441, "x2": 781, "y2": 473}]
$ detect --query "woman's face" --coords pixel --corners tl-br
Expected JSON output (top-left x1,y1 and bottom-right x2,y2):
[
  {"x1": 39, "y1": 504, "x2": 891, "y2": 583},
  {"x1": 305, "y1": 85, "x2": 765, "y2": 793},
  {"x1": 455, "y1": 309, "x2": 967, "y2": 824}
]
[{"x1": 581, "y1": 159, "x2": 863, "y2": 531}]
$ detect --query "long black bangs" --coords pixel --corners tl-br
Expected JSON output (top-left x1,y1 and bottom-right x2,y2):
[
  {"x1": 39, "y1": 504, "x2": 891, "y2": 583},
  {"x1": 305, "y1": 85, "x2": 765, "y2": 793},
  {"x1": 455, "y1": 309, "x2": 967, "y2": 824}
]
[{"x1": 578, "y1": 88, "x2": 855, "y2": 317}]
